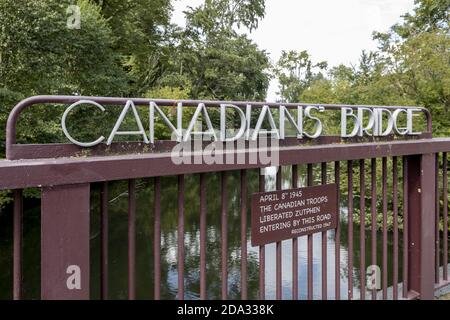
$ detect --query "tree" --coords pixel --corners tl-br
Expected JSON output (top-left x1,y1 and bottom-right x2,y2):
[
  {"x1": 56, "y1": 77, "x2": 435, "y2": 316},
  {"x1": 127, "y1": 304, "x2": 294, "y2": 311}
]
[
  {"x1": 154, "y1": 0, "x2": 270, "y2": 101},
  {"x1": 298, "y1": 0, "x2": 450, "y2": 136},
  {"x1": 0, "y1": 0, "x2": 132, "y2": 154},
  {"x1": 391, "y1": 0, "x2": 449, "y2": 38},
  {"x1": 184, "y1": 0, "x2": 265, "y2": 35},
  {"x1": 274, "y1": 50, "x2": 327, "y2": 103},
  {"x1": 91, "y1": 0, "x2": 174, "y2": 95},
  {"x1": 371, "y1": 0, "x2": 450, "y2": 136}
]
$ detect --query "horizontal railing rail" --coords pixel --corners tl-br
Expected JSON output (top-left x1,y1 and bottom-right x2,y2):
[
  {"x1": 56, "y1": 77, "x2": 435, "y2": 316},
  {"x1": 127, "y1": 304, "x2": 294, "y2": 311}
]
[{"x1": 0, "y1": 139, "x2": 449, "y2": 190}]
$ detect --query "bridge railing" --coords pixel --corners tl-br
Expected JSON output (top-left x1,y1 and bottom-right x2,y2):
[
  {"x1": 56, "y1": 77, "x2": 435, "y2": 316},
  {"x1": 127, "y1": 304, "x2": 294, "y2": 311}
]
[
  {"x1": 0, "y1": 96, "x2": 448, "y2": 300},
  {"x1": 0, "y1": 140, "x2": 449, "y2": 300}
]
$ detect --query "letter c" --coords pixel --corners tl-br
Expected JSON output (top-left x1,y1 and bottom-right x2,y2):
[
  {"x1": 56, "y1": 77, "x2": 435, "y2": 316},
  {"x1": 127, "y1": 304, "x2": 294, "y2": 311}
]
[{"x1": 61, "y1": 100, "x2": 106, "y2": 147}]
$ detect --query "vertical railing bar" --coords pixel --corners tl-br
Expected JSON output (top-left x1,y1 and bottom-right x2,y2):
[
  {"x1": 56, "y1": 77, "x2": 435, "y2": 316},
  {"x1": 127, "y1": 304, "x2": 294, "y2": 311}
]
[
  {"x1": 435, "y1": 154, "x2": 440, "y2": 284},
  {"x1": 221, "y1": 171, "x2": 228, "y2": 300},
  {"x1": 100, "y1": 182, "x2": 109, "y2": 300},
  {"x1": 382, "y1": 158, "x2": 388, "y2": 299},
  {"x1": 292, "y1": 165, "x2": 299, "y2": 300},
  {"x1": 443, "y1": 152, "x2": 448, "y2": 281},
  {"x1": 359, "y1": 159, "x2": 366, "y2": 300},
  {"x1": 347, "y1": 160, "x2": 353, "y2": 300},
  {"x1": 371, "y1": 158, "x2": 377, "y2": 300},
  {"x1": 406, "y1": 153, "x2": 435, "y2": 299},
  {"x1": 154, "y1": 178, "x2": 161, "y2": 300},
  {"x1": 13, "y1": 189, "x2": 23, "y2": 300},
  {"x1": 392, "y1": 157, "x2": 399, "y2": 300},
  {"x1": 402, "y1": 156, "x2": 409, "y2": 298},
  {"x1": 321, "y1": 162, "x2": 328, "y2": 300},
  {"x1": 259, "y1": 172, "x2": 265, "y2": 300},
  {"x1": 307, "y1": 163, "x2": 313, "y2": 300},
  {"x1": 335, "y1": 161, "x2": 341, "y2": 300},
  {"x1": 240, "y1": 170, "x2": 248, "y2": 300},
  {"x1": 276, "y1": 167, "x2": 282, "y2": 300},
  {"x1": 178, "y1": 175, "x2": 185, "y2": 300},
  {"x1": 128, "y1": 179, "x2": 136, "y2": 300},
  {"x1": 200, "y1": 173, "x2": 207, "y2": 299}
]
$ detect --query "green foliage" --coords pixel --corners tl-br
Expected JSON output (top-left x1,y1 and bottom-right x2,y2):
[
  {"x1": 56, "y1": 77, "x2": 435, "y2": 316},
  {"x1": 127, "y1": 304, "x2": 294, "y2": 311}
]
[
  {"x1": 0, "y1": 0, "x2": 129, "y2": 152},
  {"x1": 275, "y1": 1, "x2": 449, "y2": 137},
  {"x1": 91, "y1": 0, "x2": 173, "y2": 95},
  {"x1": 143, "y1": 86, "x2": 193, "y2": 140},
  {"x1": 0, "y1": 0, "x2": 128, "y2": 95},
  {"x1": 271, "y1": 0, "x2": 450, "y2": 231},
  {"x1": 390, "y1": 0, "x2": 449, "y2": 38},
  {"x1": 274, "y1": 50, "x2": 327, "y2": 103},
  {"x1": 159, "y1": 1, "x2": 270, "y2": 101},
  {"x1": 0, "y1": 0, "x2": 271, "y2": 157},
  {"x1": 179, "y1": 33, "x2": 270, "y2": 100},
  {"x1": 184, "y1": 0, "x2": 265, "y2": 34},
  {"x1": 0, "y1": 190, "x2": 11, "y2": 211}
]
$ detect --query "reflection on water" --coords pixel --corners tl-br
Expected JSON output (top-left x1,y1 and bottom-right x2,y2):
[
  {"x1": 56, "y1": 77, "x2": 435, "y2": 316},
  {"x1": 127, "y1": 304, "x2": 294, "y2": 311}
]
[{"x1": 0, "y1": 165, "x2": 402, "y2": 299}]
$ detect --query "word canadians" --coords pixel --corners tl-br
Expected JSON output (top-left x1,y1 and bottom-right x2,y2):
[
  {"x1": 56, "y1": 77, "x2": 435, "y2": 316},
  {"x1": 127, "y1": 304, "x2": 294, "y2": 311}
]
[{"x1": 61, "y1": 100, "x2": 424, "y2": 147}]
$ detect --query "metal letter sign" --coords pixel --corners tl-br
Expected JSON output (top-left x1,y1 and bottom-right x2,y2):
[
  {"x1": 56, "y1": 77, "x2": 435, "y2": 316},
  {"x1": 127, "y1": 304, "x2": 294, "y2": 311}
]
[{"x1": 251, "y1": 184, "x2": 338, "y2": 246}]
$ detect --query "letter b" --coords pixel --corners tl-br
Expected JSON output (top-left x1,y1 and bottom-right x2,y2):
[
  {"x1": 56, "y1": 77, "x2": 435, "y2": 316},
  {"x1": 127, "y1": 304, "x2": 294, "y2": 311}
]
[{"x1": 341, "y1": 108, "x2": 360, "y2": 138}]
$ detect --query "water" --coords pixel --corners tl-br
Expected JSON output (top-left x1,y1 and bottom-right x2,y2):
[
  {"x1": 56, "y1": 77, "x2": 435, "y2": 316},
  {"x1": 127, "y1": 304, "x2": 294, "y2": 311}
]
[{"x1": 0, "y1": 166, "x2": 402, "y2": 299}]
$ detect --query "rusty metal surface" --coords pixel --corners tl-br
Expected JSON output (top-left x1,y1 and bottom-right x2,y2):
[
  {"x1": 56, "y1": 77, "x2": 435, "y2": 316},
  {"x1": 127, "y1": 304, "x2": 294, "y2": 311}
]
[
  {"x1": 199, "y1": 173, "x2": 207, "y2": 300},
  {"x1": 1, "y1": 139, "x2": 450, "y2": 191},
  {"x1": 382, "y1": 157, "x2": 388, "y2": 299},
  {"x1": 275, "y1": 167, "x2": 282, "y2": 300},
  {"x1": 407, "y1": 154, "x2": 436, "y2": 300},
  {"x1": 13, "y1": 189, "x2": 23, "y2": 300},
  {"x1": 347, "y1": 160, "x2": 354, "y2": 300},
  {"x1": 321, "y1": 162, "x2": 328, "y2": 300},
  {"x1": 443, "y1": 152, "x2": 448, "y2": 281},
  {"x1": 221, "y1": 171, "x2": 228, "y2": 300},
  {"x1": 177, "y1": 175, "x2": 185, "y2": 300},
  {"x1": 154, "y1": 177, "x2": 161, "y2": 300},
  {"x1": 334, "y1": 161, "x2": 341, "y2": 300},
  {"x1": 359, "y1": 159, "x2": 366, "y2": 300},
  {"x1": 41, "y1": 184, "x2": 90, "y2": 300},
  {"x1": 371, "y1": 158, "x2": 377, "y2": 300},
  {"x1": 127, "y1": 179, "x2": 136, "y2": 300},
  {"x1": 402, "y1": 156, "x2": 409, "y2": 298},
  {"x1": 8, "y1": 134, "x2": 433, "y2": 161},
  {"x1": 100, "y1": 182, "x2": 108, "y2": 300},
  {"x1": 435, "y1": 154, "x2": 441, "y2": 284},
  {"x1": 307, "y1": 164, "x2": 313, "y2": 300},
  {"x1": 392, "y1": 157, "x2": 399, "y2": 300},
  {"x1": 258, "y1": 173, "x2": 265, "y2": 300},
  {"x1": 240, "y1": 170, "x2": 248, "y2": 300},
  {"x1": 291, "y1": 165, "x2": 298, "y2": 300}
]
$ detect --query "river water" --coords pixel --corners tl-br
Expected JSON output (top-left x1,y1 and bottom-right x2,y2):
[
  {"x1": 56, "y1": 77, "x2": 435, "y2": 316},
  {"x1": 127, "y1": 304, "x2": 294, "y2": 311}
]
[{"x1": 0, "y1": 166, "x2": 400, "y2": 299}]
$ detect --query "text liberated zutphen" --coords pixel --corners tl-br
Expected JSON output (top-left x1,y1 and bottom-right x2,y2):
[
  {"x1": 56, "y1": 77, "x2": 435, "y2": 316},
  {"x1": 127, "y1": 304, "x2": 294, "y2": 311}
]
[{"x1": 251, "y1": 184, "x2": 338, "y2": 246}]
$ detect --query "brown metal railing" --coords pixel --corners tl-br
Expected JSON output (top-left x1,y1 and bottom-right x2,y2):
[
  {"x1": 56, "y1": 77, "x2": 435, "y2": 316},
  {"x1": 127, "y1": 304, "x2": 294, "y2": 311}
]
[
  {"x1": 436, "y1": 152, "x2": 449, "y2": 290},
  {"x1": 2, "y1": 149, "x2": 449, "y2": 300},
  {"x1": 0, "y1": 96, "x2": 449, "y2": 300}
]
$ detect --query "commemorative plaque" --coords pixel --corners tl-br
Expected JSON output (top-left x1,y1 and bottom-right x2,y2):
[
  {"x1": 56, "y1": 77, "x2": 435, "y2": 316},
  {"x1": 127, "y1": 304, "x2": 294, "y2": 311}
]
[{"x1": 251, "y1": 184, "x2": 338, "y2": 246}]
